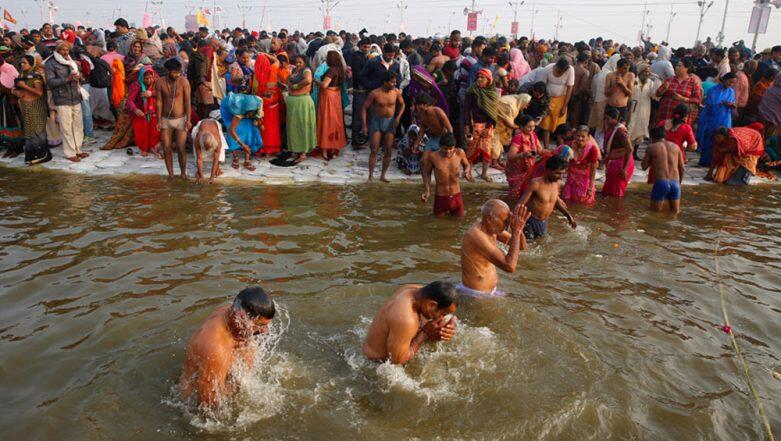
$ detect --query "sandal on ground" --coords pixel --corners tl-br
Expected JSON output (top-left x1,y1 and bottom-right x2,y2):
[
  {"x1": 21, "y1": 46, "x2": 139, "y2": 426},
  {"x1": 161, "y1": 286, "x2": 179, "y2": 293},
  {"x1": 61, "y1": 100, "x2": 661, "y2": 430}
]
[
  {"x1": 231, "y1": 156, "x2": 240, "y2": 169},
  {"x1": 66, "y1": 156, "x2": 81, "y2": 162},
  {"x1": 243, "y1": 161, "x2": 256, "y2": 171}
]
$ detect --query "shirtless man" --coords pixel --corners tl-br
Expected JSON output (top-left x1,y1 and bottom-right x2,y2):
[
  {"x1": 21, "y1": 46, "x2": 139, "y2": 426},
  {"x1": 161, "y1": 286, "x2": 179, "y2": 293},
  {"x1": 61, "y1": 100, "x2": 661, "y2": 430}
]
[
  {"x1": 460, "y1": 200, "x2": 530, "y2": 296},
  {"x1": 415, "y1": 93, "x2": 453, "y2": 152},
  {"x1": 362, "y1": 71, "x2": 405, "y2": 182},
  {"x1": 421, "y1": 133, "x2": 472, "y2": 217},
  {"x1": 363, "y1": 281, "x2": 457, "y2": 365},
  {"x1": 517, "y1": 156, "x2": 577, "y2": 240},
  {"x1": 193, "y1": 118, "x2": 225, "y2": 184},
  {"x1": 426, "y1": 43, "x2": 450, "y2": 74},
  {"x1": 180, "y1": 287, "x2": 275, "y2": 409},
  {"x1": 604, "y1": 58, "x2": 634, "y2": 123},
  {"x1": 641, "y1": 126, "x2": 685, "y2": 213},
  {"x1": 156, "y1": 58, "x2": 192, "y2": 179}
]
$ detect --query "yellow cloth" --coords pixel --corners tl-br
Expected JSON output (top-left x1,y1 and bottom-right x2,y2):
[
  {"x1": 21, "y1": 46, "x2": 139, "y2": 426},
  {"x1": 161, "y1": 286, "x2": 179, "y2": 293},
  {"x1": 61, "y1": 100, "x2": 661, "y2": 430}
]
[
  {"x1": 713, "y1": 154, "x2": 759, "y2": 183},
  {"x1": 540, "y1": 95, "x2": 567, "y2": 132}
]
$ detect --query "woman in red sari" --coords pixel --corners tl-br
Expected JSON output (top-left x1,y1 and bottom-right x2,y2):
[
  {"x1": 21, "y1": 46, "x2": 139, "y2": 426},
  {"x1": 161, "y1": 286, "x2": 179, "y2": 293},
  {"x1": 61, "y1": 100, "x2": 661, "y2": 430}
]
[
  {"x1": 316, "y1": 51, "x2": 347, "y2": 159},
  {"x1": 561, "y1": 125, "x2": 600, "y2": 204},
  {"x1": 254, "y1": 53, "x2": 282, "y2": 156},
  {"x1": 505, "y1": 115, "x2": 541, "y2": 198},
  {"x1": 125, "y1": 66, "x2": 160, "y2": 157}
]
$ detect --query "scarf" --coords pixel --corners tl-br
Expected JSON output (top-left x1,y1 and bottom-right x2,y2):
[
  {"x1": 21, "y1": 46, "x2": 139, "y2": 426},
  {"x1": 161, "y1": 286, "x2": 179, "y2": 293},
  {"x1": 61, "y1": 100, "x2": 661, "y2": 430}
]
[
  {"x1": 138, "y1": 66, "x2": 158, "y2": 113},
  {"x1": 467, "y1": 68, "x2": 500, "y2": 122},
  {"x1": 410, "y1": 65, "x2": 449, "y2": 114},
  {"x1": 508, "y1": 48, "x2": 531, "y2": 80},
  {"x1": 111, "y1": 58, "x2": 126, "y2": 108}
]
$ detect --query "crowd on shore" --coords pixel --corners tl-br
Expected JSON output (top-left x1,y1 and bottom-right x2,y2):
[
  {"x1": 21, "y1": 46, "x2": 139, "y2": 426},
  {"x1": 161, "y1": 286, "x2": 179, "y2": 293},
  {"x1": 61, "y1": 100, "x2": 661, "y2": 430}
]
[{"x1": 0, "y1": 21, "x2": 779, "y2": 191}]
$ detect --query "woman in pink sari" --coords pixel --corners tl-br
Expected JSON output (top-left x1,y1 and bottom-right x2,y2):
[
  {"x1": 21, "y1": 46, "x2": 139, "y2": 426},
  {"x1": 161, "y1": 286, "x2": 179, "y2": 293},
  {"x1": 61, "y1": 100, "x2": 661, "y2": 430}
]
[
  {"x1": 562, "y1": 125, "x2": 600, "y2": 204},
  {"x1": 506, "y1": 115, "x2": 541, "y2": 198},
  {"x1": 507, "y1": 48, "x2": 531, "y2": 82}
]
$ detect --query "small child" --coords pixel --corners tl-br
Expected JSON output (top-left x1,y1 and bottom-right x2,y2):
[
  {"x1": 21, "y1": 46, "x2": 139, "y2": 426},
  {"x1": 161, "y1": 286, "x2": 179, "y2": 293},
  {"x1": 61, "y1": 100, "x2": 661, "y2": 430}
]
[{"x1": 396, "y1": 125, "x2": 427, "y2": 175}]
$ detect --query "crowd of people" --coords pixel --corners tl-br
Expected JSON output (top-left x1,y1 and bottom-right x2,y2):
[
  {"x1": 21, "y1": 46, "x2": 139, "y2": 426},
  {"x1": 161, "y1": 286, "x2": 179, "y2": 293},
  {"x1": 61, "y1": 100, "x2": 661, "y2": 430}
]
[{"x1": 0, "y1": 21, "x2": 779, "y2": 191}]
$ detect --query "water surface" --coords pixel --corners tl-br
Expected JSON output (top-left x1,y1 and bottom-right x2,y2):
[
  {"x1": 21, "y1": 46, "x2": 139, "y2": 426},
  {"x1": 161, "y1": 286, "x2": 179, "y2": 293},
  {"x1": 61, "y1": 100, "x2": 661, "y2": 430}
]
[{"x1": 0, "y1": 168, "x2": 779, "y2": 440}]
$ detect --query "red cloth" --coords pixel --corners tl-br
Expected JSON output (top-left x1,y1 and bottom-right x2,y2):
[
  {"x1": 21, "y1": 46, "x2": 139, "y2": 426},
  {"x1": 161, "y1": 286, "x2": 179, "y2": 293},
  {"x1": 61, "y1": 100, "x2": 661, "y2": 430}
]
[
  {"x1": 443, "y1": 45, "x2": 460, "y2": 59},
  {"x1": 658, "y1": 120, "x2": 695, "y2": 158},
  {"x1": 657, "y1": 75, "x2": 702, "y2": 125},
  {"x1": 433, "y1": 193, "x2": 465, "y2": 217},
  {"x1": 254, "y1": 54, "x2": 271, "y2": 96},
  {"x1": 731, "y1": 127, "x2": 764, "y2": 158},
  {"x1": 506, "y1": 131, "x2": 541, "y2": 198}
]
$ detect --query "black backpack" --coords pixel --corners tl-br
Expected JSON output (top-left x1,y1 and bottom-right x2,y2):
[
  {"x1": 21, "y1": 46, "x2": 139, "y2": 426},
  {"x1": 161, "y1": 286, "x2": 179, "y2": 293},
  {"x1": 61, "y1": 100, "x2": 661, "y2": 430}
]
[{"x1": 89, "y1": 57, "x2": 112, "y2": 89}]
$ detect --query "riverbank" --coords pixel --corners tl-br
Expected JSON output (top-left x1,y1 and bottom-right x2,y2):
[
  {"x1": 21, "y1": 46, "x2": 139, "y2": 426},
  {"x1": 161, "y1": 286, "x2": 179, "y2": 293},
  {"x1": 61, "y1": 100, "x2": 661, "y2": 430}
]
[{"x1": 1, "y1": 129, "x2": 778, "y2": 186}]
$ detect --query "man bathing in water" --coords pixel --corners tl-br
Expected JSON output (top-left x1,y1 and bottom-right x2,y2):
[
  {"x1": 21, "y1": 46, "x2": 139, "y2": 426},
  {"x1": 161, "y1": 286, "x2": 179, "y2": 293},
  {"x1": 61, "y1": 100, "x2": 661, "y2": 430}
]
[
  {"x1": 642, "y1": 126, "x2": 685, "y2": 213},
  {"x1": 156, "y1": 58, "x2": 192, "y2": 179},
  {"x1": 415, "y1": 93, "x2": 453, "y2": 152},
  {"x1": 181, "y1": 287, "x2": 275, "y2": 409},
  {"x1": 517, "y1": 156, "x2": 577, "y2": 240},
  {"x1": 193, "y1": 118, "x2": 225, "y2": 184},
  {"x1": 362, "y1": 71, "x2": 405, "y2": 182},
  {"x1": 363, "y1": 281, "x2": 457, "y2": 365},
  {"x1": 421, "y1": 133, "x2": 472, "y2": 218},
  {"x1": 460, "y1": 200, "x2": 530, "y2": 296}
]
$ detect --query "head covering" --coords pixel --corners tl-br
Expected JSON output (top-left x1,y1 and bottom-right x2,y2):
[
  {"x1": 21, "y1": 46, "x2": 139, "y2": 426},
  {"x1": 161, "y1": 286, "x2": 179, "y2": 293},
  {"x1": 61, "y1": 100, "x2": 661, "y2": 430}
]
[
  {"x1": 657, "y1": 45, "x2": 671, "y2": 62},
  {"x1": 467, "y1": 68, "x2": 500, "y2": 122},
  {"x1": 227, "y1": 92, "x2": 261, "y2": 116},
  {"x1": 0, "y1": 61, "x2": 19, "y2": 89},
  {"x1": 409, "y1": 65, "x2": 448, "y2": 114},
  {"x1": 508, "y1": 48, "x2": 531, "y2": 81}
]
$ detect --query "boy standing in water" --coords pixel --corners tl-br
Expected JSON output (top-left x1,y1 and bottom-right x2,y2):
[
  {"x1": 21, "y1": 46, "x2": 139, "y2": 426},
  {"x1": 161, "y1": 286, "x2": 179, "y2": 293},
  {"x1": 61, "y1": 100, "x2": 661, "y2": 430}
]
[
  {"x1": 363, "y1": 281, "x2": 457, "y2": 365},
  {"x1": 421, "y1": 133, "x2": 473, "y2": 218},
  {"x1": 642, "y1": 126, "x2": 685, "y2": 213},
  {"x1": 516, "y1": 156, "x2": 577, "y2": 240},
  {"x1": 181, "y1": 287, "x2": 275, "y2": 409}
]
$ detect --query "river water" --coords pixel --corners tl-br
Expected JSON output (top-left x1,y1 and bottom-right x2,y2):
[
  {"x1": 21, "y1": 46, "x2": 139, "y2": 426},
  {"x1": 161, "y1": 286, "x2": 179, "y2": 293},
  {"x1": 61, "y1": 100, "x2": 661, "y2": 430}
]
[{"x1": 0, "y1": 168, "x2": 779, "y2": 440}]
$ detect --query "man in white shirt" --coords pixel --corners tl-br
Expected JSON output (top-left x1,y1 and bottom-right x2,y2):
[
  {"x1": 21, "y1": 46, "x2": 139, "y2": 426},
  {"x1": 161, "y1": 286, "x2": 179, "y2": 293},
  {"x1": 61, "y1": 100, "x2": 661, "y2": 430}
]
[{"x1": 539, "y1": 58, "x2": 575, "y2": 147}]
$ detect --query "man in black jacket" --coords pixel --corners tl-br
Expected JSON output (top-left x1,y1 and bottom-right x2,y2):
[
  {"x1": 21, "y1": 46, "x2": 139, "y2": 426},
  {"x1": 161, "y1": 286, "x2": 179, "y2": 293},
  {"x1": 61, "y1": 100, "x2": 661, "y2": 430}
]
[{"x1": 350, "y1": 39, "x2": 371, "y2": 149}]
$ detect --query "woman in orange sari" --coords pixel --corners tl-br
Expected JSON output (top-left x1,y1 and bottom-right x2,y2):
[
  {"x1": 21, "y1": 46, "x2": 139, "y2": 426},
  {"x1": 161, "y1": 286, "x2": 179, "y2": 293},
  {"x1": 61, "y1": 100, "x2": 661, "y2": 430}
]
[
  {"x1": 254, "y1": 53, "x2": 283, "y2": 156},
  {"x1": 316, "y1": 51, "x2": 347, "y2": 159}
]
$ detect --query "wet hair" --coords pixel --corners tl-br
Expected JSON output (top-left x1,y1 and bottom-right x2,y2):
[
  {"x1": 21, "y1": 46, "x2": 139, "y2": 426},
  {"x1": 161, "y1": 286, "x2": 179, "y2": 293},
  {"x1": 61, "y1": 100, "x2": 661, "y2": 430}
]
[
  {"x1": 518, "y1": 114, "x2": 534, "y2": 127},
  {"x1": 420, "y1": 281, "x2": 457, "y2": 309},
  {"x1": 233, "y1": 286, "x2": 276, "y2": 319},
  {"x1": 416, "y1": 92, "x2": 435, "y2": 106},
  {"x1": 164, "y1": 58, "x2": 182, "y2": 72},
  {"x1": 605, "y1": 106, "x2": 621, "y2": 120},
  {"x1": 439, "y1": 132, "x2": 456, "y2": 148},
  {"x1": 616, "y1": 58, "x2": 630, "y2": 69},
  {"x1": 531, "y1": 81, "x2": 547, "y2": 94},
  {"x1": 382, "y1": 71, "x2": 398, "y2": 83},
  {"x1": 720, "y1": 72, "x2": 737, "y2": 82},
  {"x1": 545, "y1": 155, "x2": 568, "y2": 170},
  {"x1": 650, "y1": 126, "x2": 666, "y2": 142},
  {"x1": 555, "y1": 57, "x2": 570, "y2": 70}
]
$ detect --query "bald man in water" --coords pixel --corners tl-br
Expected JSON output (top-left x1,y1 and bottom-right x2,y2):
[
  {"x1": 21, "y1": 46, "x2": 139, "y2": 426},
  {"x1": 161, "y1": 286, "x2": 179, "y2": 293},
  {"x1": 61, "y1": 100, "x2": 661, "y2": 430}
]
[
  {"x1": 363, "y1": 281, "x2": 457, "y2": 365},
  {"x1": 181, "y1": 287, "x2": 275, "y2": 409},
  {"x1": 459, "y1": 200, "x2": 530, "y2": 297}
]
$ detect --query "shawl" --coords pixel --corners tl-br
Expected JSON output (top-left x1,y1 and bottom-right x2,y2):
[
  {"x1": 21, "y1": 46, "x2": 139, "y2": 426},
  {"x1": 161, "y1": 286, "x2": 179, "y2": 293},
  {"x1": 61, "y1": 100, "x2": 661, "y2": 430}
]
[
  {"x1": 508, "y1": 48, "x2": 531, "y2": 81},
  {"x1": 254, "y1": 53, "x2": 271, "y2": 96},
  {"x1": 467, "y1": 68, "x2": 500, "y2": 123},
  {"x1": 138, "y1": 66, "x2": 158, "y2": 114},
  {"x1": 225, "y1": 92, "x2": 262, "y2": 117},
  {"x1": 0, "y1": 60, "x2": 19, "y2": 89},
  {"x1": 409, "y1": 65, "x2": 449, "y2": 114},
  {"x1": 758, "y1": 72, "x2": 781, "y2": 126}
]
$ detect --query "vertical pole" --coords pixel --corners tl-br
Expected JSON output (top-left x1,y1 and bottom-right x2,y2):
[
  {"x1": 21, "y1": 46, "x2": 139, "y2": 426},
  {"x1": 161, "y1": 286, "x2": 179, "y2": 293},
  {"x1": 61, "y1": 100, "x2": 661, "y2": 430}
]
[
  {"x1": 666, "y1": 5, "x2": 674, "y2": 43},
  {"x1": 718, "y1": 0, "x2": 729, "y2": 47}
]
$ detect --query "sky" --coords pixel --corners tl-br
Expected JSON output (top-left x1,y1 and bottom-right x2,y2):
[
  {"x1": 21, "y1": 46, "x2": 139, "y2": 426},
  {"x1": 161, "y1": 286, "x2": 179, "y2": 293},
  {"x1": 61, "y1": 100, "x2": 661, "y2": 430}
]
[{"x1": 5, "y1": 0, "x2": 781, "y2": 50}]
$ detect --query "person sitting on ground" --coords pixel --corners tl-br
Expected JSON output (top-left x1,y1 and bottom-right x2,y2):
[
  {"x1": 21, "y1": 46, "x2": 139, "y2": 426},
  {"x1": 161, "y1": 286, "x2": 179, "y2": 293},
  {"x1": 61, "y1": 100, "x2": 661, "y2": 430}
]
[
  {"x1": 421, "y1": 133, "x2": 473, "y2": 218},
  {"x1": 362, "y1": 71, "x2": 405, "y2": 182},
  {"x1": 415, "y1": 92, "x2": 453, "y2": 152},
  {"x1": 396, "y1": 124, "x2": 426, "y2": 175},
  {"x1": 220, "y1": 83, "x2": 263, "y2": 171},
  {"x1": 641, "y1": 126, "x2": 685, "y2": 213},
  {"x1": 192, "y1": 118, "x2": 227, "y2": 184},
  {"x1": 363, "y1": 281, "x2": 457, "y2": 365},
  {"x1": 180, "y1": 287, "x2": 276, "y2": 409},
  {"x1": 459, "y1": 200, "x2": 530, "y2": 297},
  {"x1": 516, "y1": 155, "x2": 577, "y2": 240},
  {"x1": 706, "y1": 125, "x2": 765, "y2": 185}
]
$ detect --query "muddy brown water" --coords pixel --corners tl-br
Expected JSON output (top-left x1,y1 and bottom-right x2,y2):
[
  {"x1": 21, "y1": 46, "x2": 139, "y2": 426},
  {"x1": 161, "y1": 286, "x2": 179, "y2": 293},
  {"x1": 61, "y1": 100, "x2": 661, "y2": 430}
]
[{"x1": 0, "y1": 168, "x2": 779, "y2": 440}]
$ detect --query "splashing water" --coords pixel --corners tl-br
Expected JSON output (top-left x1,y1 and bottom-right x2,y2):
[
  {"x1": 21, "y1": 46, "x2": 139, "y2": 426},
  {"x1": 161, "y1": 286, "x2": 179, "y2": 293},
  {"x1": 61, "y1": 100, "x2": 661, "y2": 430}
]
[{"x1": 163, "y1": 303, "x2": 297, "y2": 433}]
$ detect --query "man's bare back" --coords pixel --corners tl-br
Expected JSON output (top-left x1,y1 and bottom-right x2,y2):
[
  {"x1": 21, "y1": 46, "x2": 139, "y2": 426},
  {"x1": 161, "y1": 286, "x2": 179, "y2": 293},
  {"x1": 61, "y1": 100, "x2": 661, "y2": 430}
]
[
  {"x1": 418, "y1": 106, "x2": 452, "y2": 137},
  {"x1": 645, "y1": 140, "x2": 683, "y2": 182}
]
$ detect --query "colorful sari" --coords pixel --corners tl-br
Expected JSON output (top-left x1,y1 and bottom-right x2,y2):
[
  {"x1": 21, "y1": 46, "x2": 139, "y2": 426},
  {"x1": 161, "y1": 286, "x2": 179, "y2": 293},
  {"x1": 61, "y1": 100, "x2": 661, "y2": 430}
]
[
  {"x1": 712, "y1": 126, "x2": 764, "y2": 184},
  {"x1": 0, "y1": 60, "x2": 23, "y2": 154},
  {"x1": 506, "y1": 130, "x2": 541, "y2": 198},
  {"x1": 562, "y1": 139, "x2": 600, "y2": 204},
  {"x1": 126, "y1": 67, "x2": 160, "y2": 153},
  {"x1": 696, "y1": 84, "x2": 734, "y2": 167},
  {"x1": 221, "y1": 92, "x2": 263, "y2": 154},
  {"x1": 602, "y1": 123, "x2": 635, "y2": 197},
  {"x1": 317, "y1": 67, "x2": 347, "y2": 151},
  {"x1": 409, "y1": 65, "x2": 449, "y2": 114},
  {"x1": 17, "y1": 66, "x2": 52, "y2": 164},
  {"x1": 255, "y1": 54, "x2": 282, "y2": 154}
]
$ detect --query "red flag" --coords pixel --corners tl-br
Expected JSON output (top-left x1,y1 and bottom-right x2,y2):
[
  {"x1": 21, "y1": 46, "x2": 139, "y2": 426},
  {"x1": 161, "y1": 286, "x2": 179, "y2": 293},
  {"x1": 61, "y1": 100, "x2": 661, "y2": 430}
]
[
  {"x1": 2, "y1": 22, "x2": 9, "y2": 31},
  {"x1": 3, "y1": 9, "x2": 17, "y2": 25}
]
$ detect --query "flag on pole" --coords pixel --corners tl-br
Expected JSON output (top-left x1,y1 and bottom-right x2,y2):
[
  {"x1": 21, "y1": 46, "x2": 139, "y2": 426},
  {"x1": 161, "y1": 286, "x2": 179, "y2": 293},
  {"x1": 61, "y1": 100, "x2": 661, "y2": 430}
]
[
  {"x1": 3, "y1": 9, "x2": 17, "y2": 25},
  {"x1": 196, "y1": 9, "x2": 209, "y2": 26}
]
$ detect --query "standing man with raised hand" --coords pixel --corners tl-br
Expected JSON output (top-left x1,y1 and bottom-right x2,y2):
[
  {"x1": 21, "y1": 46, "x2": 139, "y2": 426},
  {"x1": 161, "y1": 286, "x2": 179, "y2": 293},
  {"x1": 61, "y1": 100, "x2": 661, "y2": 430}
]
[
  {"x1": 605, "y1": 58, "x2": 635, "y2": 124},
  {"x1": 156, "y1": 58, "x2": 191, "y2": 180}
]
